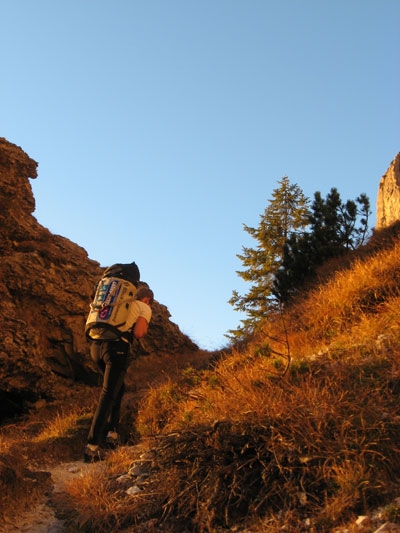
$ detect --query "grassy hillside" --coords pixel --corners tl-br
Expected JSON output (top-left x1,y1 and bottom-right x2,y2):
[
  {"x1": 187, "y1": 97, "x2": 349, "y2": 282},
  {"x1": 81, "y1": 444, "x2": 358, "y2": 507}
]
[
  {"x1": 2, "y1": 223, "x2": 400, "y2": 532},
  {"x1": 131, "y1": 224, "x2": 400, "y2": 531}
]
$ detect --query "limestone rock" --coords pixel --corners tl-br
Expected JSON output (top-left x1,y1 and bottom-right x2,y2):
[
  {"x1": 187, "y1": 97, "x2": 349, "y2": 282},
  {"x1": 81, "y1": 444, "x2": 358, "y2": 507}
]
[
  {"x1": 0, "y1": 138, "x2": 198, "y2": 422},
  {"x1": 376, "y1": 153, "x2": 400, "y2": 230}
]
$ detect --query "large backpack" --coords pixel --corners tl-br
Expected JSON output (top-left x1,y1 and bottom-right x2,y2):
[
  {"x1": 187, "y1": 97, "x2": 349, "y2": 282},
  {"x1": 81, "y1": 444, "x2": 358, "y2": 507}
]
[
  {"x1": 102, "y1": 262, "x2": 140, "y2": 286},
  {"x1": 85, "y1": 262, "x2": 140, "y2": 341}
]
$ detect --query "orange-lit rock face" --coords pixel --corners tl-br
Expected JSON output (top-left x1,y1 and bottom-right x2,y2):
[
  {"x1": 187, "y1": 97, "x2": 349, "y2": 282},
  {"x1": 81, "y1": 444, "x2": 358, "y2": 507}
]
[
  {"x1": 0, "y1": 138, "x2": 197, "y2": 421},
  {"x1": 376, "y1": 153, "x2": 400, "y2": 230}
]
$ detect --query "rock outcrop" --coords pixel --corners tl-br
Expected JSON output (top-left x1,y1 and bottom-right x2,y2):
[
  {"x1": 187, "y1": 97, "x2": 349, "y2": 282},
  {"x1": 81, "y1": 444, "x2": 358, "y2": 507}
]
[
  {"x1": 0, "y1": 138, "x2": 198, "y2": 422},
  {"x1": 376, "y1": 153, "x2": 400, "y2": 230}
]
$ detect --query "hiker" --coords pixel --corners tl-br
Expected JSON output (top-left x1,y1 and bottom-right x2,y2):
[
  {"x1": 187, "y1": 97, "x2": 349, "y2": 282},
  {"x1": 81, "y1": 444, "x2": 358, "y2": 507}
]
[{"x1": 84, "y1": 284, "x2": 154, "y2": 463}]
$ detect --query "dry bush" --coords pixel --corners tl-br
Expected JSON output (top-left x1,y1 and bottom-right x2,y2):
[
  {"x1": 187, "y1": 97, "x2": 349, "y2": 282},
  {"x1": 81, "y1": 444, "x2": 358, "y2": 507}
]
[
  {"x1": 62, "y1": 467, "x2": 133, "y2": 532},
  {"x1": 60, "y1": 446, "x2": 163, "y2": 532}
]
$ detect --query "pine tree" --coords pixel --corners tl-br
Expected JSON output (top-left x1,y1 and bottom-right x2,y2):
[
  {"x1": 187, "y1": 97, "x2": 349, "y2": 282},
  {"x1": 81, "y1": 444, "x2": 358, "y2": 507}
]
[
  {"x1": 273, "y1": 188, "x2": 371, "y2": 303},
  {"x1": 229, "y1": 177, "x2": 310, "y2": 335}
]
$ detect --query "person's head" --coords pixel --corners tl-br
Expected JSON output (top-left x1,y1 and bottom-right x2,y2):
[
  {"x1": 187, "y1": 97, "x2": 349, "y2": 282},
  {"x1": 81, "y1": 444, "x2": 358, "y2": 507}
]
[{"x1": 136, "y1": 286, "x2": 154, "y2": 305}]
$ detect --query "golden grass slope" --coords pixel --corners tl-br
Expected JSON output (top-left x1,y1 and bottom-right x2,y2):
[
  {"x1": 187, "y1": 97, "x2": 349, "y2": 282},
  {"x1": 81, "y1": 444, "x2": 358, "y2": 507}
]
[
  {"x1": 132, "y1": 224, "x2": 400, "y2": 531},
  {"x1": 2, "y1": 223, "x2": 400, "y2": 532}
]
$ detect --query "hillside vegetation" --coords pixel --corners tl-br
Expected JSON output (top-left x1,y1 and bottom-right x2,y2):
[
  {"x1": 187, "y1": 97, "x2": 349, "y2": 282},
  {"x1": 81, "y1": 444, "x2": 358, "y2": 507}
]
[{"x1": 2, "y1": 223, "x2": 400, "y2": 532}]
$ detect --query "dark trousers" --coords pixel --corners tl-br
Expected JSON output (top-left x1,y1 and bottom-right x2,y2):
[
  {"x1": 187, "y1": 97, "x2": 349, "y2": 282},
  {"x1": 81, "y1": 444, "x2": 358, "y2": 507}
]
[{"x1": 87, "y1": 339, "x2": 130, "y2": 446}]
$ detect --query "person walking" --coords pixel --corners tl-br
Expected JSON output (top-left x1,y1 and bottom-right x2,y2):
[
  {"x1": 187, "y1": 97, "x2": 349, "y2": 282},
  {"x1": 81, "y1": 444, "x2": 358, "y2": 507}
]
[{"x1": 84, "y1": 285, "x2": 154, "y2": 462}]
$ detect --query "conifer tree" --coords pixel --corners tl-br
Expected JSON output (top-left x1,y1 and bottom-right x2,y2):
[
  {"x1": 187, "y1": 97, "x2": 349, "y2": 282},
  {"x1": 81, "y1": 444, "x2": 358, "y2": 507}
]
[
  {"x1": 229, "y1": 177, "x2": 310, "y2": 335},
  {"x1": 273, "y1": 188, "x2": 371, "y2": 302}
]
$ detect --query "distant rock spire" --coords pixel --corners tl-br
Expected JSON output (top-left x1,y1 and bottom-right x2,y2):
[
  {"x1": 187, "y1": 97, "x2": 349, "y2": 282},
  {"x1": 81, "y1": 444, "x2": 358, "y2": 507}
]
[{"x1": 376, "y1": 153, "x2": 400, "y2": 230}]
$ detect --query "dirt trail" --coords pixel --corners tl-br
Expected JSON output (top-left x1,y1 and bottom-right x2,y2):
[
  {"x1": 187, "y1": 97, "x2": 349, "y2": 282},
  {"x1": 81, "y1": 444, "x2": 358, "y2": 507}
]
[
  {"x1": 0, "y1": 350, "x2": 215, "y2": 532},
  {"x1": 0, "y1": 460, "x2": 104, "y2": 533}
]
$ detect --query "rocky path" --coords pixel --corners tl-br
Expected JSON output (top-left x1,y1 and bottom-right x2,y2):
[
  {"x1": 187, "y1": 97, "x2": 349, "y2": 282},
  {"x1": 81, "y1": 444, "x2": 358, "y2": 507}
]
[
  {"x1": 0, "y1": 440, "x2": 153, "y2": 533},
  {"x1": 0, "y1": 460, "x2": 103, "y2": 533},
  {"x1": 0, "y1": 461, "x2": 400, "y2": 533},
  {"x1": 2, "y1": 456, "x2": 400, "y2": 533}
]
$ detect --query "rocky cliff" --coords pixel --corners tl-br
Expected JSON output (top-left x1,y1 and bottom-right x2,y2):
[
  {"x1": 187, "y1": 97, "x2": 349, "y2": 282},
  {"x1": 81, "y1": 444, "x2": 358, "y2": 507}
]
[
  {"x1": 0, "y1": 138, "x2": 198, "y2": 422},
  {"x1": 376, "y1": 153, "x2": 400, "y2": 230}
]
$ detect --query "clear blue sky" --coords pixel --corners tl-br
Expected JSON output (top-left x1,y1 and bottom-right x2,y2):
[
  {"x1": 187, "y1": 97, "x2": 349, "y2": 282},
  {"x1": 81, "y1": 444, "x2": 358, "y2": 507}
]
[{"x1": 1, "y1": 1, "x2": 399, "y2": 350}]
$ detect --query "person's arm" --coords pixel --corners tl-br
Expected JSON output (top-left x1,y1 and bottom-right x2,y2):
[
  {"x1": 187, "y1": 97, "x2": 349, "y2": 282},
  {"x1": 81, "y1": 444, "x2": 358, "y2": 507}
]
[{"x1": 132, "y1": 316, "x2": 149, "y2": 339}]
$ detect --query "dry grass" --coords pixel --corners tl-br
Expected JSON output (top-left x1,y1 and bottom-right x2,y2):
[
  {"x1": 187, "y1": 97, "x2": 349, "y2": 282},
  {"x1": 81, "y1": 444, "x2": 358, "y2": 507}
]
[
  {"x1": 293, "y1": 244, "x2": 400, "y2": 344},
  {"x1": 0, "y1": 402, "x2": 94, "y2": 526},
  {"x1": 135, "y1": 351, "x2": 400, "y2": 531},
  {"x1": 0, "y1": 350, "x2": 216, "y2": 531},
  {"x1": 60, "y1": 445, "x2": 164, "y2": 533},
  {"x1": 127, "y1": 226, "x2": 400, "y2": 531},
  {"x1": 33, "y1": 409, "x2": 88, "y2": 442},
  {"x1": 3, "y1": 224, "x2": 400, "y2": 532},
  {"x1": 0, "y1": 449, "x2": 51, "y2": 525},
  {"x1": 62, "y1": 458, "x2": 132, "y2": 532}
]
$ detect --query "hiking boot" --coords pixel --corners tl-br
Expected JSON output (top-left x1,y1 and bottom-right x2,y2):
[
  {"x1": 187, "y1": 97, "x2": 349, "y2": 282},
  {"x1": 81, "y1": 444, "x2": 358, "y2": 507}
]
[
  {"x1": 106, "y1": 431, "x2": 120, "y2": 449},
  {"x1": 83, "y1": 444, "x2": 105, "y2": 463}
]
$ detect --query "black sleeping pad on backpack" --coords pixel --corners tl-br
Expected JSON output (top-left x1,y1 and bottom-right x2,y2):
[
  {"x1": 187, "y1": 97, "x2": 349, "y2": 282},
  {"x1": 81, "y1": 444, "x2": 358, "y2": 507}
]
[{"x1": 103, "y1": 262, "x2": 140, "y2": 287}]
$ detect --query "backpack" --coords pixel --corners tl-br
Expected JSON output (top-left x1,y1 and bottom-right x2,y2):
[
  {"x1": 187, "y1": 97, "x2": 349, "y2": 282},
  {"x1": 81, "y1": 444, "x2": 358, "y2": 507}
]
[
  {"x1": 102, "y1": 262, "x2": 140, "y2": 286},
  {"x1": 85, "y1": 262, "x2": 140, "y2": 341}
]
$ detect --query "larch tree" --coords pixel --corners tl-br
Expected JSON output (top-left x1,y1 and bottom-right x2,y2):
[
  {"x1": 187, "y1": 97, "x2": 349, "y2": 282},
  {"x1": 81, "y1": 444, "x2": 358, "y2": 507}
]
[{"x1": 229, "y1": 177, "x2": 310, "y2": 336}]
